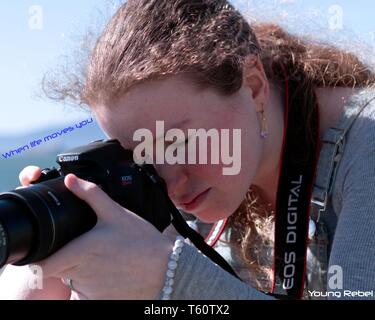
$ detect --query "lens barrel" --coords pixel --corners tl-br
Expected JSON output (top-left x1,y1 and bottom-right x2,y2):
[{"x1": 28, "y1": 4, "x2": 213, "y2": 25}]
[
  {"x1": 0, "y1": 177, "x2": 97, "y2": 268},
  {"x1": 0, "y1": 198, "x2": 35, "y2": 266}
]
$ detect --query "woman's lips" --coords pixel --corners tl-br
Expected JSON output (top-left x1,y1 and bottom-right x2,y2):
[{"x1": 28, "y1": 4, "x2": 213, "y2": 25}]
[{"x1": 177, "y1": 188, "x2": 211, "y2": 211}]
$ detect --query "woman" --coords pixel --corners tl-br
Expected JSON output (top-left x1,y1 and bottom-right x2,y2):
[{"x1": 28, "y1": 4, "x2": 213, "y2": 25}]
[{"x1": 1, "y1": 0, "x2": 374, "y2": 300}]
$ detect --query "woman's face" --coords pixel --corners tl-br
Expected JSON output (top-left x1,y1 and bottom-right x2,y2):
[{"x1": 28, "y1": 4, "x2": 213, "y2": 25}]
[{"x1": 93, "y1": 74, "x2": 267, "y2": 223}]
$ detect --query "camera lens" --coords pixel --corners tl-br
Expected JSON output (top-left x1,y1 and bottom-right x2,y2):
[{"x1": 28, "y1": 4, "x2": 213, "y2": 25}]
[
  {"x1": 0, "y1": 178, "x2": 97, "y2": 268},
  {"x1": 0, "y1": 198, "x2": 35, "y2": 266}
]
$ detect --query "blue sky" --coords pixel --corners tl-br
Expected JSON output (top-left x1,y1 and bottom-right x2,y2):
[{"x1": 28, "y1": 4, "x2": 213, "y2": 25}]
[{"x1": 1, "y1": 0, "x2": 374, "y2": 136}]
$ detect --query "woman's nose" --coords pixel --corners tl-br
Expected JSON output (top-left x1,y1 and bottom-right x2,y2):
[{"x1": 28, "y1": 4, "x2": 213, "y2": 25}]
[{"x1": 154, "y1": 164, "x2": 189, "y2": 199}]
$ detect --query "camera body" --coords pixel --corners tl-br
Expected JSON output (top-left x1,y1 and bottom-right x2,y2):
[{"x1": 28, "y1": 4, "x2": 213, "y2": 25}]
[{"x1": 0, "y1": 139, "x2": 171, "y2": 267}]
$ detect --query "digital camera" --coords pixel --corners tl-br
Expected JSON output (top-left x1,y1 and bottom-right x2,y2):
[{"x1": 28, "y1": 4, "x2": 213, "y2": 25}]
[{"x1": 0, "y1": 139, "x2": 171, "y2": 268}]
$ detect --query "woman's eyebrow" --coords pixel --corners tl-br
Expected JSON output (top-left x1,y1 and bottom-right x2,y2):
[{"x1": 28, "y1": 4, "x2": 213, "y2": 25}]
[{"x1": 153, "y1": 118, "x2": 191, "y2": 143}]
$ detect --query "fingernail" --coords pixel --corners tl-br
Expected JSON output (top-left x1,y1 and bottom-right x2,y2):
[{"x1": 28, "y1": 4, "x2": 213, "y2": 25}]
[
  {"x1": 74, "y1": 176, "x2": 85, "y2": 189},
  {"x1": 27, "y1": 172, "x2": 35, "y2": 182},
  {"x1": 65, "y1": 174, "x2": 78, "y2": 190}
]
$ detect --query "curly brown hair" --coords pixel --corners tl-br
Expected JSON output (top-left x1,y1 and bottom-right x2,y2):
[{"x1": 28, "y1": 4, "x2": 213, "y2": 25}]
[{"x1": 43, "y1": 0, "x2": 375, "y2": 292}]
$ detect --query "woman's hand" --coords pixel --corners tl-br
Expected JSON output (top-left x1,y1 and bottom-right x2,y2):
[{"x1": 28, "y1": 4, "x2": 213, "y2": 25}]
[
  {"x1": 19, "y1": 166, "x2": 42, "y2": 187},
  {"x1": 36, "y1": 173, "x2": 174, "y2": 300},
  {"x1": 19, "y1": 167, "x2": 174, "y2": 300}
]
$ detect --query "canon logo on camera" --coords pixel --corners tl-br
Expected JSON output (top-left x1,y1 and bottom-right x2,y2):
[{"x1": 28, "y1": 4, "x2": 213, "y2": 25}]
[{"x1": 58, "y1": 155, "x2": 79, "y2": 162}]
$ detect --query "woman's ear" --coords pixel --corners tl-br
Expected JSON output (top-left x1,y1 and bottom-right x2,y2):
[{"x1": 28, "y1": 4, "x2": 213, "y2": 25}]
[{"x1": 243, "y1": 55, "x2": 270, "y2": 112}]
